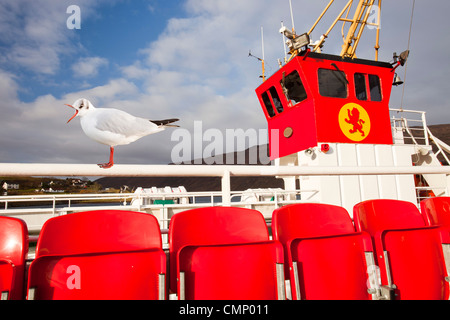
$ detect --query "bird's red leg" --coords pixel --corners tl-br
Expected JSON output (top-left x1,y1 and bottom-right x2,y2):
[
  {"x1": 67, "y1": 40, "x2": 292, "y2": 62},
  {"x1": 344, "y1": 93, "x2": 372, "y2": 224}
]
[{"x1": 98, "y1": 147, "x2": 114, "y2": 169}]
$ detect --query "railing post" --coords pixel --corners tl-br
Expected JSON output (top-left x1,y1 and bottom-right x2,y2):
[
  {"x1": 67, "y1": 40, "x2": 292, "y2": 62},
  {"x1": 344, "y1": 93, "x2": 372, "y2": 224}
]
[
  {"x1": 421, "y1": 111, "x2": 429, "y2": 145},
  {"x1": 447, "y1": 174, "x2": 450, "y2": 197},
  {"x1": 221, "y1": 170, "x2": 231, "y2": 206}
]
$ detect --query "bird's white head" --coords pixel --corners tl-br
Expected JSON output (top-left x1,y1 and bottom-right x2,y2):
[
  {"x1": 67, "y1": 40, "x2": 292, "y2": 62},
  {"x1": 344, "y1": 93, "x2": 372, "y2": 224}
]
[{"x1": 65, "y1": 98, "x2": 95, "y2": 123}]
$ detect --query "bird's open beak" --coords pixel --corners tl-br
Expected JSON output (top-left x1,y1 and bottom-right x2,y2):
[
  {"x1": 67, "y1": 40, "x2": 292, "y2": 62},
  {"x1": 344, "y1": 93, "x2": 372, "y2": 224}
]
[{"x1": 65, "y1": 104, "x2": 78, "y2": 123}]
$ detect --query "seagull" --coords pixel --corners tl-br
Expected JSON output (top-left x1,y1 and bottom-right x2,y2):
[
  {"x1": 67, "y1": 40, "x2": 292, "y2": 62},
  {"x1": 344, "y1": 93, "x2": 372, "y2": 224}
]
[{"x1": 65, "y1": 98, "x2": 179, "y2": 169}]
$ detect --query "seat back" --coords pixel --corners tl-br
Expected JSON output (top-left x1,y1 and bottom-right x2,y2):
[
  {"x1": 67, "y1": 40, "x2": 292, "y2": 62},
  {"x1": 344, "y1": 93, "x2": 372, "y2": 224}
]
[
  {"x1": 420, "y1": 197, "x2": 450, "y2": 228},
  {"x1": 353, "y1": 199, "x2": 427, "y2": 235},
  {"x1": 36, "y1": 210, "x2": 162, "y2": 257},
  {"x1": 272, "y1": 203, "x2": 356, "y2": 241},
  {"x1": 272, "y1": 203, "x2": 372, "y2": 300},
  {"x1": 0, "y1": 217, "x2": 28, "y2": 300},
  {"x1": 421, "y1": 197, "x2": 450, "y2": 297},
  {"x1": 28, "y1": 249, "x2": 166, "y2": 300},
  {"x1": 29, "y1": 210, "x2": 166, "y2": 300},
  {"x1": 353, "y1": 199, "x2": 449, "y2": 300},
  {"x1": 179, "y1": 241, "x2": 284, "y2": 300},
  {"x1": 168, "y1": 207, "x2": 270, "y2": 294},
  {"x1": 272, "y1": 203, "x2": 356, "y2": 278},
  {"x1": 0, "y1": 262, "x2": 14, "y2": 300}
]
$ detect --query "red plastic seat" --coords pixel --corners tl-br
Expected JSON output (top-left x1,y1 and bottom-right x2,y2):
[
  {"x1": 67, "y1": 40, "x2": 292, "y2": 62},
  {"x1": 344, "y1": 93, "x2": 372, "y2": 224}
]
[
  {"x1": 420, "y1": 197, "x2": 450, "y2": 287},
  {"x1": 354, "y1": 199, "x2": 449, "y2": 300},
  {"x1": 27, "y1": 210, "x2": 166, "y2": 300},
  {"x1": 0, "y1": 216, "x2": 28, "y2": 300},
  {"x1": 169, "y1": 207, "x2": 285, "y2": 300},
  {"x1": 272, "y1": 203, "x2": 374, "y2": 300},
  {"x1": 420, "y1": 197, "x2": 450, "y2": 229}
]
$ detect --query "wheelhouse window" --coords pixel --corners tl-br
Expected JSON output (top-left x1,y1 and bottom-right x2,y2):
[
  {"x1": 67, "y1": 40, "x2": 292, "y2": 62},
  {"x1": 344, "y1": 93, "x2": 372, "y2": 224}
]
[
  {"x1": 269, "y1": 87, "x2": 283, "y2": 113},
  {"x1": 261, "y1": 92, "x2": 275, "y2": 117},
  {"x1": 354, "y1": 73, "x2": 367, "y2": 101},
  {"x1": 318, "y1": 68, "x2": 348, "y2": 98},
  {"x1": 281, "y1": 70, "x2": 307, "y2": 105},
  {"x1": 261, "y1": 87, "x2": 283, "y2": 118},
  {"x1": 368, "y1": 74, "x2": 382, "y2": 101}
]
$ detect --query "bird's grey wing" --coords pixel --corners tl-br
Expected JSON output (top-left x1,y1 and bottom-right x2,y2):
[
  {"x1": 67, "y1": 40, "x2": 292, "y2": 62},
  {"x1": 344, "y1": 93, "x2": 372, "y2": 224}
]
[{"x1": 94, "y1": 109, "x2": 157, "y2": 137}]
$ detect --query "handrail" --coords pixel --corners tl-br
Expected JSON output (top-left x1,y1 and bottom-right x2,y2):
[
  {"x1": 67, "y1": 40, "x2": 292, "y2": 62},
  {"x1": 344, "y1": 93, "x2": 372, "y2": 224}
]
[
  {"x1": 427, "y1": 128, "x2": 450, "y2": 165},
  {"x1": 0, "y1": 163, "x2": 449, "y2": 177},
  {"x1": 390, "y1": 108, "x2": 429, "y2": 145},
  {"x1": 390, "y1": 108, "x2": 450, "y2": 165},
  {"x1": 1, "y1": 163, "x2": 448, "y2": 207},
  {"x1": 0, "y1": 188, "x2": 308, "y2": 207}
]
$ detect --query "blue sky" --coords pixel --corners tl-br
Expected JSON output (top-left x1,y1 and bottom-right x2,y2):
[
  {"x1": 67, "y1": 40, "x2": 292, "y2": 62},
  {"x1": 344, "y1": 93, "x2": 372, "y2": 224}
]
[
  {"x1": 13, "y1": 0, "x2": 187, "y2": 102},
  {"x1": 1, "y1": 0, "x2": 449, "y2": 166}
]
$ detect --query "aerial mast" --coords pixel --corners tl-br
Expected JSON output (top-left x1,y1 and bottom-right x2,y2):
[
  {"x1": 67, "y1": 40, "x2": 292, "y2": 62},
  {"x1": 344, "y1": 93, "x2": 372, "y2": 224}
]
[
  {"x1": 248, "y1": 26, "x2": 266, "y2": 82},
  {"x1": 261, "y1": 26, "x2": 266, "y2": 82},
  {"x1": 307, "y1": 0, "x2": 381, "y2": 60}
]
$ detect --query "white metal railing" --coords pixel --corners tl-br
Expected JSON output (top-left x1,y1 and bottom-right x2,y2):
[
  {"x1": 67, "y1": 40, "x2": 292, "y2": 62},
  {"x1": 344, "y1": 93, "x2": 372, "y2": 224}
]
[
  {"x1": 1, "y1": 163, "x2": 449, "y2": 176},
  {"x1": 390, "y1": 108, "x2": 450, "y2": 164},
  {"x1": 427, "y1": 127, "x2": 450, "y2": 166},
  {"x1": 0, "y1": 193, "x2": 134, "y2": 211},
  {"x1": 0, "y1": 188, "x2": 316, "y2": 217},
  {"x1": 0, "y1": 162, "x2": 448, "y2": 255},
  {"x1": 390, "y1": 108, "x2": 450, "y2": 199},
  {"x1": 0, "y1": 163, "x2": 449, "y2": 206},
  {"x1": 390, "y1": 108, "x2": 429, "y2": 145}
]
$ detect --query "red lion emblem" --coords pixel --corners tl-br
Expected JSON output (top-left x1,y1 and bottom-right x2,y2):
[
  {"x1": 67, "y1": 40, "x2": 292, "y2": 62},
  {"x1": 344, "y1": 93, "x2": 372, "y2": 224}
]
[{"x1": 345, "y1": 107, "x2": 365, "y2": 137}]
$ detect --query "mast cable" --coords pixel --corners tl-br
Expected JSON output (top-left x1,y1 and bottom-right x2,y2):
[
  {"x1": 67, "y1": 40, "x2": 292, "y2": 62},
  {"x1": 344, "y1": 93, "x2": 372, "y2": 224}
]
[{"x1": 400, "y1": 0, "x2": 415, "y2": 111}]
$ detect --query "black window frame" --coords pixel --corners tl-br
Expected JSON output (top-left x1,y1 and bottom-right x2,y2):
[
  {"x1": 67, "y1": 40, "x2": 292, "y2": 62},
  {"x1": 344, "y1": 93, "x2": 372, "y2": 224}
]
[
  {"x1": 368, "y1": 74, "x2": 382, "y2": 102},
  {"x1": 269, "y1": 87, "x2": 283, "y2": 114},
  {"x1": 261, "y1": 86, "x2": 283, "y2": 118},
  {"x1": 281, "y1": 70, "x2": 307, "y2": 105},
  {"x1": 318, "y1": 68, "x2": 348, "y2": 99},
  {"x1": 261, "y1": 91, "x2": 276, "y2": 118},
  {"x1": 354, "y1": 73, "x2": 368, "y2": 101}
]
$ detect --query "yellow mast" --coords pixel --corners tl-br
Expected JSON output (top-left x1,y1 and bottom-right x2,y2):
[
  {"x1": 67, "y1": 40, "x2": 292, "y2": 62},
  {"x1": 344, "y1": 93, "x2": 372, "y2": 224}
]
[
  {"x1": 308, "y1": 0, "x2": 381, "y2": 60},
  {"x1": 249, "y1": 26, "x2": 266, "y2": 82}
]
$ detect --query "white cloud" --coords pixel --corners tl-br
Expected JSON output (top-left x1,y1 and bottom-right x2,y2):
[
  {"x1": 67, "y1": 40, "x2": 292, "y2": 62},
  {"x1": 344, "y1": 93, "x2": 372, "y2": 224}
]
[
  {"x1": 0, "y1": 1, "x2": 70, "y2": 74},
  {"x1": 120, "y1": 61, "x2": 151, "y2": 80},
  {"x1": 0, "y1": 0, "x2": 110, "y2": 75},
  {"x1": 72, "y1": 57, "x2": 109, "y2": 78},
  {"x1": 1, "y1": 0, "x2": 450, "y2": 166}
]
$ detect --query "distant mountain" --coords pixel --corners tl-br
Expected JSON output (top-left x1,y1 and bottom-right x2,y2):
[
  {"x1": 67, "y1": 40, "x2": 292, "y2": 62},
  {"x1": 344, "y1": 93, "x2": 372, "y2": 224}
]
[
  {"x1": 95, "y1": 124, "x2": 450, "y2": 191},
  {"x1": 172, "y1": 144, "x2": 271, "y2": 166},
  {"x1": 428, "y1": 124, "x2": 450, "y2": 146}
]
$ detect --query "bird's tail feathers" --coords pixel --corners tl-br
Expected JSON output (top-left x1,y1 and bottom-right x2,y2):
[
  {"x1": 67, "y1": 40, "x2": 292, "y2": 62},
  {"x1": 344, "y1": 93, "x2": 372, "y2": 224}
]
[{"x1": 150, "y1": 118, "x2": 179, "y2": 128}]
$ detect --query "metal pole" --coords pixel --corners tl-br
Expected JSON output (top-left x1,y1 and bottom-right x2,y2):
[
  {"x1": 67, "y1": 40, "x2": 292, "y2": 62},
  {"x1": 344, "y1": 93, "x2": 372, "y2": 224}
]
[
  {"x1": 313, "y1": 0, "x2": 353, "y2": 52},
  {"x1": 308, "y1": 0, "x2": 335, "y2": 35},
  {"x1": 374, "y1": 0, "x2": 381, "y2": 61},
  {"x1": 221, "y1": 170, "x2": 231, "y2": 206}
]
